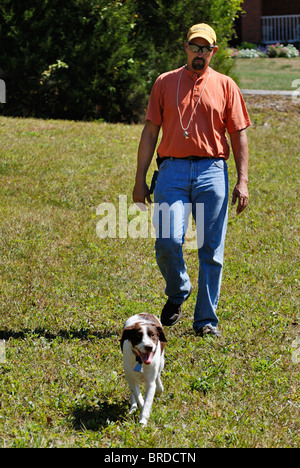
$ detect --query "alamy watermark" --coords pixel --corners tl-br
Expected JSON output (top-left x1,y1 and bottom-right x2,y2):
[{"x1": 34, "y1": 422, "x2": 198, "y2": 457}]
[
  {"x1": 291, "y1": 338, "x2": 300, "y2": 364},
  {"x1": 96, "y1": 195, "x2": 204, "y2": 250},
  {"x1": 0, "y1": 79, "x2": 6, "y2": 104},
  {"x1": 292, "y1": 79, "x2": 300, "y2": 103},
  {"x1": 0, "y1": 77, "x2": 299, "y2": 106},
  {"x1": 0, "y1": 340, "x2": 6, "y2": 363}
]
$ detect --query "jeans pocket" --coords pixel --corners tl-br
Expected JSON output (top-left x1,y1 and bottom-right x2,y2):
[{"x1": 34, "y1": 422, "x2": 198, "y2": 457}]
[
  {"x1": 213, "y1": 159, "x2": 227, "y2": 171},
  {"x1": 159, "y1": 158, "x2": 171, "y2": 172}
]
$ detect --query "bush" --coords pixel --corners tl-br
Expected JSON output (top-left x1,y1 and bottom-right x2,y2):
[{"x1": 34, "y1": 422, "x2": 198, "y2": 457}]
[
  {"x1": 0, "y1": 0, "x2": 243, "y2": 122},
  {"x1": 234, "y1": 48, "x2": 265, "y2": 58},
  {"x1": 266, "y1": 43, "x2": 300, "y2": 58},
  {"x1": 231, "y1": 43, "x2": 299, "y2": 59},
  {"x1": 238, "y1": 42, "x2": 258, "y2": 50}
]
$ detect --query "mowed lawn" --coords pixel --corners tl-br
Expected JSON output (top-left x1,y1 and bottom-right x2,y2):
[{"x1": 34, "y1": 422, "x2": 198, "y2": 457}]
[
  {"x1": 0, "y1": 95, "x2": 299, "y2": 447},
  {"x1": 234, "y1": 57, "x2": 300, "y2": 90}
]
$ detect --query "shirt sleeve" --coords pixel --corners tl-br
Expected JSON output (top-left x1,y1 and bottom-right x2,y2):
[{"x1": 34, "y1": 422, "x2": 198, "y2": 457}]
[
  {"x1": 145, "y1": 77, "x2": 163, "y2": 126},
  {"x1": 226, "y1": 79, "x2": 251, "y2": 134}
]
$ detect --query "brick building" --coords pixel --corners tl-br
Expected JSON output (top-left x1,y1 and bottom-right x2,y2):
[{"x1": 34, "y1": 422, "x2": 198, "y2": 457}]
[{"x1": 239, "y1": 0, "x2": 300, "y2": 44}]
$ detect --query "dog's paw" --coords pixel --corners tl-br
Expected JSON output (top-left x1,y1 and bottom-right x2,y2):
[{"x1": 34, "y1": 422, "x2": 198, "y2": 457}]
[
  {"x1": 139, "y1": 417, "x2": 148, "y2": 427},
  {"x1": 129, "y1": 404, "x2": 138, "y2": 415}
]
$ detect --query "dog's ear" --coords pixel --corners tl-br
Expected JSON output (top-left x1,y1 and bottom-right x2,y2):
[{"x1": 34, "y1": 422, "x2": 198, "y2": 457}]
[
  {"x1": 157, "y1": 326, "x2": 167, "y2": 343},
  {"x1": 119, "y1": 325, "x2": 135, "y2": 351}
]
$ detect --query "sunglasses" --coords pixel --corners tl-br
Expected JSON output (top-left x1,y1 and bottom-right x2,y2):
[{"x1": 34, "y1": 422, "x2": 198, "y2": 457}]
[{"x1": 187, "y1": 42, "x2": 215, "y2": 54}]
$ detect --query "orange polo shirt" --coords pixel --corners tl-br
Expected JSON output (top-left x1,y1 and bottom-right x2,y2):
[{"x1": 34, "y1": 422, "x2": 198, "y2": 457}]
[{"x1": 146, "y1": 66, "x2": 251, "y2": 160}]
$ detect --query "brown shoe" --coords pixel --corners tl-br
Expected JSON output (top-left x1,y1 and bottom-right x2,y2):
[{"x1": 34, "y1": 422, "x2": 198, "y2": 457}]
[
  {"x1": 161, "y1": 300, "x2": 183, "y2": 327},
  {"x1": 195, "y1": 324, "x2": 221, "y2": 337},
  {"x1": 161, "y1": 287, "x2": 193, "y2": 327}
]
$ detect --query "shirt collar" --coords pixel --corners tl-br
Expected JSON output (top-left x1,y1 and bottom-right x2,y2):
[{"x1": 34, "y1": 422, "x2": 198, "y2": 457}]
[{"x1": 184, "y1": 65, "x2": 211, "y2": 82}]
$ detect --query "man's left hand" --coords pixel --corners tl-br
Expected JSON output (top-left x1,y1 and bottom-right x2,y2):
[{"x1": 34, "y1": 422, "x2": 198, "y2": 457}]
[{"x1": 231, "y1": 181, "x2": 249, "y2": 215}]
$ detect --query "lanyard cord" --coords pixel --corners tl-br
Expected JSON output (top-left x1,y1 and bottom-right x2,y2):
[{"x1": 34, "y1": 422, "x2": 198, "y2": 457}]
[{"x1": 177, "y1": 66, "x2": 211, "y2": 134}]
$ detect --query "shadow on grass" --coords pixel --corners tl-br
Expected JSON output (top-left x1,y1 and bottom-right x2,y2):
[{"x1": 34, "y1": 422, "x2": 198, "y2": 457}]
[
  {"x1": 72, "y1": 400, "x2": 129, "y2": 431},
  {"x1": 0, "y1": 327, "x2": 118, "y2": 341}
]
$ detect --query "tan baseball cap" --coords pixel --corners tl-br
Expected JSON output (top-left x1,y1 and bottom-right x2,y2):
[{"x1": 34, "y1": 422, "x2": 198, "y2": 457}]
[{"x1": 187, "y1": 23, "x2": 217, "y2": 45}]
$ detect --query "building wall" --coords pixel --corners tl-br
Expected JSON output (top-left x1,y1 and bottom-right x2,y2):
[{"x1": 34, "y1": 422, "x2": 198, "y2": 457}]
[
  {"x1": 262, "y1": 0, "x2": 300, "y2": 16},
  {"x1": 241, "y1": 0, "x2": 262, "y2": 43},
  {"x1": 238, "y1": 0, "x2": 300, "y2": 45}
]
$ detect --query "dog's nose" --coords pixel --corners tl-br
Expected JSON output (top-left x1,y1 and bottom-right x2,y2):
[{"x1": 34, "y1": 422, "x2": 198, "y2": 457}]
[{"x1": 144, "y1": 345, "x2": 153, "y2": 352}]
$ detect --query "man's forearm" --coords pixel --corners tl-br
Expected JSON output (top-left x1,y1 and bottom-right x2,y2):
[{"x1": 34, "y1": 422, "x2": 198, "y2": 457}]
[
  {"x1": 230, "y1": 129, "x2": 249, "y2": 214},
  {"x1": 135, "y1": 131, "x2": 157, "y2": 182},
  {"x1": 136, "y1": 121, "x2": 160, "y2": 179},
  {"x1": 230, "y1": 129, "x2": 249, "y2": 183},
  {"x1": 133, "y1": 120, "x2": 160, "y2": 206}
]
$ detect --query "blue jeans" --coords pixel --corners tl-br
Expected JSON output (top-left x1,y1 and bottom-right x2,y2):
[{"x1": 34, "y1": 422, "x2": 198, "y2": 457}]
[{"x1": 153, "y1": 158, "x2": 229, "y2": 331}]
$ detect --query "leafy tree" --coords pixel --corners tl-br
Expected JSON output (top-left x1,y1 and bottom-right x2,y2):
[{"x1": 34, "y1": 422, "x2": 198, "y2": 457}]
[{"x1": 0, "y1": 0, "x2": 242, "y2": 122}]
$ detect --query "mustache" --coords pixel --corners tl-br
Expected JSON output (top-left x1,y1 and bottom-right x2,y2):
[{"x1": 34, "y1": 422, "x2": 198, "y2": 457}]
[{"x1": 192, "y1": 57, "x2": 205, "y2": 70}]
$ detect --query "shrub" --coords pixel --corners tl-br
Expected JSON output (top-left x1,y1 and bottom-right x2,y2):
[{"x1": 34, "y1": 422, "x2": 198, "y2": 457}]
[
  {"x1": 231, "y1": 43, "x2": 299, "y2": 59},
  {"x1": 267, "y1": 43, "x2": 300, "y2": 58},
  {"x1": 235, "y1": 48, "x2": 265, "y2": 58},
  {"x1": 238, "y1": 42, "x2": 258, "y2": 50},
  {"x1": 0, "y1": 0, "x2": 243, "y2": 122}
]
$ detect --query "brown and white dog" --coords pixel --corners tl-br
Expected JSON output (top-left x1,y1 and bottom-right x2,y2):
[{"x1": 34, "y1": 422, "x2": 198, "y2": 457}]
[{"x1": 120, "y1": 313, "x2": 167, "y2": 426}]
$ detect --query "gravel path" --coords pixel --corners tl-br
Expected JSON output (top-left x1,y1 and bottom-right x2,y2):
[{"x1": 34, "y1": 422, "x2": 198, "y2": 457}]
[{"x1": 241, "y1": 89, "x2": 295, "y2": 96}]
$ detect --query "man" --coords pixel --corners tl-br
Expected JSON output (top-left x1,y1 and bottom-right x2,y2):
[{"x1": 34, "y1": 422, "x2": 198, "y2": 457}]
[{"x1": 133, "y1": 24, "x2": 251, "y2": 337}]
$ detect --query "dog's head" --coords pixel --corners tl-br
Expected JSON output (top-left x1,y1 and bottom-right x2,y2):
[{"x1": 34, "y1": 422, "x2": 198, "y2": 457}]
[{"x1": 120, "y1": 318, "x2": 167, "y2": 365}]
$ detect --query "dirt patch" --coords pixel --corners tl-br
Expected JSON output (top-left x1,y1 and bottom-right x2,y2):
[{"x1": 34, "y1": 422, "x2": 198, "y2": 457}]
[{"x1": 244, "y1": 94, "x2": 300, "y2": 115}]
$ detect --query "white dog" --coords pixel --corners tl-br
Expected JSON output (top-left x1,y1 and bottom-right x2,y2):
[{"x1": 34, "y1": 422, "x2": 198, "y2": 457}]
[{"x1": 120, "y1": 313, "x2": 167, "y2": 426}]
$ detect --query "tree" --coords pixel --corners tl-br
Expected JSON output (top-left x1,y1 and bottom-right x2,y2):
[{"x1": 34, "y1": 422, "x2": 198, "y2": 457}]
[{"x1": 0, "y1": 0, "x2": 243, "y2": 122}]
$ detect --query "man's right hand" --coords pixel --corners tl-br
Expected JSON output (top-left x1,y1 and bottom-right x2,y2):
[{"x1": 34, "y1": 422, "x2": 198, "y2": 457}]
[{"x1": 132, "y1": 181, "x2": 152, "y2": 210}]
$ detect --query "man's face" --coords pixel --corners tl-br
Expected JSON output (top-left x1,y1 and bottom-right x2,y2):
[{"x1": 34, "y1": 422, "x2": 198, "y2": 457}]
[{"x1": 185, "y1": 37, "x2": 218, "y2": 74}]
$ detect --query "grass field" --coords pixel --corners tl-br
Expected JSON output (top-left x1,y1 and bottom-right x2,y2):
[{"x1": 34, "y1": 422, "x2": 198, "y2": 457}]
[
  {"x1": 0, "y1": 95, "x2": 299, "y2": 448},
  {"x1": 233, "y1": 57, "x2": 300, "y2": 90}
]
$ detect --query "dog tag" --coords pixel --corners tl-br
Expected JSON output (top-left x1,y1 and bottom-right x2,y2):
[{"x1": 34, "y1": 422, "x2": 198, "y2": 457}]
[{"x1": 134, "y1": 362, "x2": 143, "y2": 373}]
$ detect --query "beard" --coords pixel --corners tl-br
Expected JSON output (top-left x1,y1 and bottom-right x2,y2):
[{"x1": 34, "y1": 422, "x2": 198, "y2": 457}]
[{"x1": 192, "y1": 57, "x2": 206, "y2": 71}]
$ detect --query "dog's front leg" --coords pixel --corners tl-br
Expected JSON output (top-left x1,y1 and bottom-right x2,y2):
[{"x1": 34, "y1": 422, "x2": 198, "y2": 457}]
[
  {"x1": 139, "y1": 383, "x2": 156, "y2": 427},
  {"x1": 128, "y1": 382, "x2": 144, "y2": 414},
  {"x1": 155, "y1": 374, "x2": 163, "y2": 396}
]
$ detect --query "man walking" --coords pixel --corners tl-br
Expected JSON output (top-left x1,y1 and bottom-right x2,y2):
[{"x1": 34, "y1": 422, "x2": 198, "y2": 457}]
[{"x1": 133, "y1": 24, "x2": 251, "y2": 337}]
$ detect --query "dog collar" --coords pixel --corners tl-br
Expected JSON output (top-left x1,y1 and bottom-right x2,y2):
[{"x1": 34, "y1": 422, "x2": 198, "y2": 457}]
[{"x1": 132, "y1": 350, "x2": 143, "y2": 373}]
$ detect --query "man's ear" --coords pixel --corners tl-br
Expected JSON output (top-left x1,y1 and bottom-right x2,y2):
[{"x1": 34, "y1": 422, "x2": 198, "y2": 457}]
[{"x1": 212, "y1": 45, "x2": 219, "y2": 56}]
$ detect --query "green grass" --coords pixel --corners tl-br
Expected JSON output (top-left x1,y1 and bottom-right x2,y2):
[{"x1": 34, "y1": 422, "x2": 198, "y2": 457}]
[
  {"x1": 0, "y1": 97, "x2": 299, "y2": 447},
  {"x1": 234, "y1": 57, "x2": 300, "y2": 90}
]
